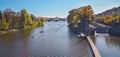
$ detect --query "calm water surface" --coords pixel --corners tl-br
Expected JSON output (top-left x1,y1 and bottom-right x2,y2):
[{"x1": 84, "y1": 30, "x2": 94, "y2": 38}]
[
  {"x1": 0, "y1": 21, "x2": 92, "y2": 57},
  {"x1": 92, "y1": 34, "x2": 120, "y2": 57}
]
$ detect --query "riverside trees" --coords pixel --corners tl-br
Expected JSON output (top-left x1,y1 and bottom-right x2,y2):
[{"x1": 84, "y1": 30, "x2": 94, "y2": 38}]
[
  {"x1": 96, "y1": 14, "x2": 120, "y2": 26},
  {"x1": 67, "y1": 5, "x2": 95, "y2": 35},
  {"x1": 67, "y1": 5, "x2": 95, "y2": 28},
  {"x1": 96, "y1": 6, "x2": 120, "y2": 27},
  {"x1": 0, "y1": 8, "x2": 44, "y2": 31}
]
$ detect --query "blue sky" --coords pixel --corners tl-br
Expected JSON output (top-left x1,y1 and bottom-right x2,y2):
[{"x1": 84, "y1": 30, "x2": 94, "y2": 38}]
[{"x1": 0, "y1": 0, "x2": 120, "y2": 18}]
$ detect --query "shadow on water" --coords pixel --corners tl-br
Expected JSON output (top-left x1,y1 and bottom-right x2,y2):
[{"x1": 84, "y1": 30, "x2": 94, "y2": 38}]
[
  {"x1": 0, "y1": 29, "x2": 33, "y2": 57},
  {"x1": 72, "y1": 38, "x2": 86, "y2": 47},
  {"x1": 0, "y1": 29, "x2": 32, "y2": 41}
]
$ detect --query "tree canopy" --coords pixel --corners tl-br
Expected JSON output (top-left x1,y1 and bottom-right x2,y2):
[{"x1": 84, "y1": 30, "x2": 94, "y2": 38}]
[
  {"x1": 67, "y1": 5, "x2": 95, "y2": 27},
  {"x1": 0, "y1": 8, "x2": 44, "y2": 31}
]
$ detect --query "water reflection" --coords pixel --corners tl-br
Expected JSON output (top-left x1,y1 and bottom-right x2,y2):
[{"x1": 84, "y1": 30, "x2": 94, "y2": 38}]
[
  {"x1": 106, "y1": 36, "x2": 120, "y2": 46},
  {"x1": 92, "y1": 35, "x2": 120, "y2": 57}
]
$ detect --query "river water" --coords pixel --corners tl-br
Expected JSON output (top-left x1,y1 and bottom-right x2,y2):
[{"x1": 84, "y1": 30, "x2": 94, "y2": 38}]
[
  {"x1": 0, "y1": 21, "x2": 92, "y2": 57},
  {"x1": 92, "y1": 34, "x2": 120, "y2": 57},
  {"x1": 0, "y1": 21, "x2": 120, "y2": 57}
]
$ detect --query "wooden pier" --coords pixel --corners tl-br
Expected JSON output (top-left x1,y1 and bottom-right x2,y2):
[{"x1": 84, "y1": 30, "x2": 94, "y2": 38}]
[{"x1": 87, "y1": 36, "x2": 101, "y2": 57}]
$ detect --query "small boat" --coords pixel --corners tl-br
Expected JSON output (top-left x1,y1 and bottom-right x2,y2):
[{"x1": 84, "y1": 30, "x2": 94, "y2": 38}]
[
  {"x1": 40, "y1": 31, "x2": 44, "y2": 33},
  {"x1": 32, "y1": 36, "x2": 33, "y2": 38}
]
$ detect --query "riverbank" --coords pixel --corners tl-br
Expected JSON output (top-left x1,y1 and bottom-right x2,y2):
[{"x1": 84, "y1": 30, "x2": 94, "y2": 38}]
[
  {"x1": 0, "y1": 29, "x2": 20, "y2": 34},
  {"x1": 0, "y1": 26, "x2": 44, "y2": 35},
  {"x1": 108, "y1": 27, "x2": 120, "y2": 36}
]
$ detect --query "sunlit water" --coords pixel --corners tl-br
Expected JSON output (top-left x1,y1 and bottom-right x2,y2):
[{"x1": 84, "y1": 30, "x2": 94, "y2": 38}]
[
  {"x1": 92, "y1": 34, "x2": 120, "y2": 57},
  {"x1": 0, "y1": 21, "x2": 92, "y2": 57}
]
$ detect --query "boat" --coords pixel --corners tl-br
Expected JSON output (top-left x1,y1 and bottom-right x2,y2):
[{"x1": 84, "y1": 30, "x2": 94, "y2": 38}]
[{"x1": 40, "y1": 31, "x2": 44, "y2": 33}]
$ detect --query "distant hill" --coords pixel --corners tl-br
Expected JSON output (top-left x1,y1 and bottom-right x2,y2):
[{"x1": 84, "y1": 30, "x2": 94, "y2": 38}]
[{"x1": 96, "y1": 6, "x2": 120, "y2": 17}]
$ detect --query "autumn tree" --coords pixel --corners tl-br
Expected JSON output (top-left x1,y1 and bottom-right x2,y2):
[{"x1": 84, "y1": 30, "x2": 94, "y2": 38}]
[
  {"x1": 3, "y1": 8, "x2": 15, "y2": 22},
  {"x1": 0, "y1": 8, "x2": 44, "y2": 31},
  {"x1": 103, "y1": 15, "x2": 114, "y2": 24},
  {"x1": 38, "y1": 17, "x2": 44, "y2": 26},
  {"x1": 21, "y1": 9, "x2": 27, "y2": 28},
  {"x1": 20, "y1": 9, "x2": 32, "y2": 29},
  {"x1": 67, "y1": 5, "x2": 95, "y2": 27},
  {"x1": 30, "y1": 14, "x2": 36, "y2": 20},
  {"x1": 3, "y1": 8, "x2": 16, "y2": 30},
  {"x1": 0, "y1": 17, "x2": 9, "y2": 31},
  {"x1": 27, "y1": 14, "x2": 33, "y2": 26},
  {"x1": 21, "y1": 9, "x2": 43, "y2": 29}
]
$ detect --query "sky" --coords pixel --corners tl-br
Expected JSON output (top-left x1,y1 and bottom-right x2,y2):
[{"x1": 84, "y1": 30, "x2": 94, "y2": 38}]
[{"x1": 0, "y1": 0, "x2": 120, "y2": 18}]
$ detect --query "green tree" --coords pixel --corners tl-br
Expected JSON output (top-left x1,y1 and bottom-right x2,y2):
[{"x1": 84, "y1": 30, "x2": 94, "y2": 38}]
[
  {"x1": 0, "y1": 8, "x2": 44, "y2": 32},
  {"x1": 21, "y1": 9, "x2": 28, "y2": 28},
  {"x1": 30, "y1": 14, "x2": 36, "y2": 20},
  {"x1": 0, "y1": 17, "x2": 9, "y2": 31},
  {"x1": 27, "y1": 14, "x2": 33, "y2": 26}
]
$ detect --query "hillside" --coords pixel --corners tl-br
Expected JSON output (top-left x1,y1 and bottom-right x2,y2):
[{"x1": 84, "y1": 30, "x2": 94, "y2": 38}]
[{"x1": 96, "y1": 6, "x2": 120, "y2": 17}]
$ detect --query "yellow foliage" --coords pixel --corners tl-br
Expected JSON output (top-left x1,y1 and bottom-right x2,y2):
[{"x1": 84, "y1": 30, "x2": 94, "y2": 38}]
[
  {"x1": 77, "y1": 19, "x2": 80, "y2": 23},
  {"x1": 104, "y1": 15, "x2": 114, "y2": 24},
  {"x1": 27, "y1": 14, "x2": 33, "y2": 25},
  {"x1": 4, "y1": 23, "x2": 9, "y2": 30},
  {"x1": 1, "y1": 17, "x2": 6, "y2": 25},
  {"x1": 67, "y1": 5, "x2": 95, "y2": 27}
]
